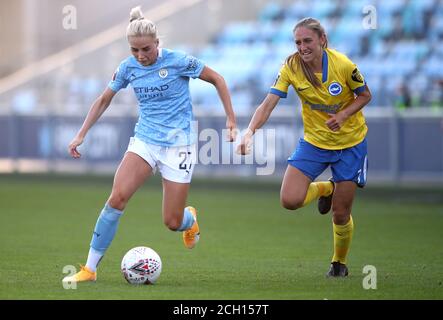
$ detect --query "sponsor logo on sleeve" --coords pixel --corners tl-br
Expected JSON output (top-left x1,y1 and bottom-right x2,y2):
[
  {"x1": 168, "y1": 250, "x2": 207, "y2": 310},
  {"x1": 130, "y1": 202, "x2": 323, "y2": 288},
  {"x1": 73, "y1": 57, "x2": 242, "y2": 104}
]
[
  {"x1": 352, "y1": 68, "x2": 364, "y2": 83},
  {"x1": 186, "y1": 57, "x2": 199, "y2": 71}
]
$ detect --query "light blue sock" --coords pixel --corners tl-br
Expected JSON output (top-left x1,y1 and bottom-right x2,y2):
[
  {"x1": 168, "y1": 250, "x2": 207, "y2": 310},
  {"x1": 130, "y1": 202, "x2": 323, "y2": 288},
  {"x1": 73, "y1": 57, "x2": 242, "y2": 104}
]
[
  {"x1": 90, "y1": 203, "x2": 123, "y2": 254},
  {"x1": 177, "y1": 207, "x2": 195, "y2": 231}
]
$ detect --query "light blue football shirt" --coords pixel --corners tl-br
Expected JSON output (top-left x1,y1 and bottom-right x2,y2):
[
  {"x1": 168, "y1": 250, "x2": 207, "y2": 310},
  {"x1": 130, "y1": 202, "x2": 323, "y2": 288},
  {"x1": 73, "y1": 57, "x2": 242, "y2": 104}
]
[{"x1": 108, "y1": 48, "x2": 204, "y2": 146}]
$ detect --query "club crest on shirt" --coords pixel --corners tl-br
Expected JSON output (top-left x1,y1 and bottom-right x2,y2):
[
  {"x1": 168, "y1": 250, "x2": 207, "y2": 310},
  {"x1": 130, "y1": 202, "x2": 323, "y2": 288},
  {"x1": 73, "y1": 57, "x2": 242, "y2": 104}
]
[
  {"x1": 328, "y1": 82, "x2": 343, "y2": 96},
  {"x1": 159, "y1": 68, "x2": 168, "y2": 78}
]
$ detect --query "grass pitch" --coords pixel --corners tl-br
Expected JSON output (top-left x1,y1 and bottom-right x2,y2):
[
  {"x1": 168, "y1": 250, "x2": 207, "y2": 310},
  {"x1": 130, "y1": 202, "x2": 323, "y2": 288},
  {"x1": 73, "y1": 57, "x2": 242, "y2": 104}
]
[{"x1": 0, "y1": 174, "x2": 442, "y2": 300}]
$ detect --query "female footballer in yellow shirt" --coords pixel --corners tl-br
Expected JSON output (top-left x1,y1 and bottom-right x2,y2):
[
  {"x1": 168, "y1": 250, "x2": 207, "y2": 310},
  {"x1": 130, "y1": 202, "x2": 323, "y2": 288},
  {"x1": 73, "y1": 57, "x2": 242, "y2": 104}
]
[{"x1": 238, "y1": 17, "x2": 371, "y2": 277}]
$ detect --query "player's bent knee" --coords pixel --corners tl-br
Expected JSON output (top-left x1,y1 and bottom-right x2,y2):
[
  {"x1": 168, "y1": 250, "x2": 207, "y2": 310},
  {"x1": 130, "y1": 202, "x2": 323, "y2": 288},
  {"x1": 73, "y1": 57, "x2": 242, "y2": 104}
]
[{"x1": 280, "y1": 196, "x2": 303, "y2": 210}]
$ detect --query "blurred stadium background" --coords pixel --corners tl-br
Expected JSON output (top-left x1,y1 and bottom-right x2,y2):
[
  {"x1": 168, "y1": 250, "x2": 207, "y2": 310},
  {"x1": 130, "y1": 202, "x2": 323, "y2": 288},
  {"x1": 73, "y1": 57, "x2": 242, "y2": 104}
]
[
  {"x1": 0, "y1": 0, "x2": 442, "y2": 300},
  {"x1": 0, "y1": 0, "x2": 442, "y2": 183}
]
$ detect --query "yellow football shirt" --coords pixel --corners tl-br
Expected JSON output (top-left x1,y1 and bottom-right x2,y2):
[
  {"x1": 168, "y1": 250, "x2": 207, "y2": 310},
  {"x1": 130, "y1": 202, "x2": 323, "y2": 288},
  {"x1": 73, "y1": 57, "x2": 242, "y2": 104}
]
[{"x1": 271, "y1": 48, "x2": 367, "y2": 150}]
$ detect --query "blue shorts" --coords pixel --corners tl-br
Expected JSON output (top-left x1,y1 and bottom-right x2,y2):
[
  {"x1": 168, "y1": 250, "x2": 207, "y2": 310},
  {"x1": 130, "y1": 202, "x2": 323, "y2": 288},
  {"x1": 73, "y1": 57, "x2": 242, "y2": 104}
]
[{"x1": 288, "y1": 138, "x2": 368, "y2": 187}]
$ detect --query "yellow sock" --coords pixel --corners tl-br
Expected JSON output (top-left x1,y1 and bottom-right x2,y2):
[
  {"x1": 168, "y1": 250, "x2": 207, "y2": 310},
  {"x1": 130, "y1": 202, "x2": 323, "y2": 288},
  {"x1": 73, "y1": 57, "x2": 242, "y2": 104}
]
[
  {"x1": 302, "y1": 181, "x2": 334, "y2": 207},
  {"x1": 332, "y1": 216, "x2": 354, "y2": 264}
]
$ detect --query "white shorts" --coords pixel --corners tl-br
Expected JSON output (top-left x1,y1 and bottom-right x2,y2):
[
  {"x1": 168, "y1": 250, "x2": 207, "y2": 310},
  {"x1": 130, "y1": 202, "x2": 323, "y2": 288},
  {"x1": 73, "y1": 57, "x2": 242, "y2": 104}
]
[{"x1": 126, "y1": 137, "x2": 196, "y2": 183}]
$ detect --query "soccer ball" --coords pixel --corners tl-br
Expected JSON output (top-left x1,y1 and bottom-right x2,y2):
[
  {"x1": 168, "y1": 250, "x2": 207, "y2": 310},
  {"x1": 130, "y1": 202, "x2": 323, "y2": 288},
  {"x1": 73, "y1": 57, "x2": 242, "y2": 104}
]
[{"x1": 121, "y1": 246, "x2": 162, "y2": 285}]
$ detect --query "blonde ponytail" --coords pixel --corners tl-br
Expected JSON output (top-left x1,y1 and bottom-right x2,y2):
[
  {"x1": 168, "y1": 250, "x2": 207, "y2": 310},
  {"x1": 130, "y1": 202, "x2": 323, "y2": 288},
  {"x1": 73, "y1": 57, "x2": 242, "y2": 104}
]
[
  {"x1": 129, "y1": 6, "x2": 144, "y2": 22},
  {"x1": 126, "y1": 6, "x2": 158, "y2": 39}
]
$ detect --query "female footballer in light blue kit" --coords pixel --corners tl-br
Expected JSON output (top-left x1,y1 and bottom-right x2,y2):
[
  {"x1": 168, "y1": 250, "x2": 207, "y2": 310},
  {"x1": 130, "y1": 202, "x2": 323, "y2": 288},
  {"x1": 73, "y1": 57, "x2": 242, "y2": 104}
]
[{"x1": 63, "y1": 6, "x2": 237, "y2": 283}]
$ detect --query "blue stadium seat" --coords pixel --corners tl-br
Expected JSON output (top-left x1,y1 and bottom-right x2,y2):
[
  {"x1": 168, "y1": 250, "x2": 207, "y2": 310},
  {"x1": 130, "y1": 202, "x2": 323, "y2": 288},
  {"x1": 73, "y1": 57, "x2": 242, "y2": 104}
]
[{"x1": 258, "y1": 2, "x2": 284, "y2": 22}]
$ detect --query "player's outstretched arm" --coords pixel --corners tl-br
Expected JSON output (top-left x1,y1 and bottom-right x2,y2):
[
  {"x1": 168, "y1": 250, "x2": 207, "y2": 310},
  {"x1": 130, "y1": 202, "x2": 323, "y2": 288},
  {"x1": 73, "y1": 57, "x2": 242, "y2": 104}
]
[
  {"x1": 68, "y1": 87, "x2": 116, "y2": 158},
  {"x1": 237, "y1": 93, "x2": 280, "y2": 155},
  {"x1": 198, "y1": 66, "x2": 237, "y2": 142}
]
